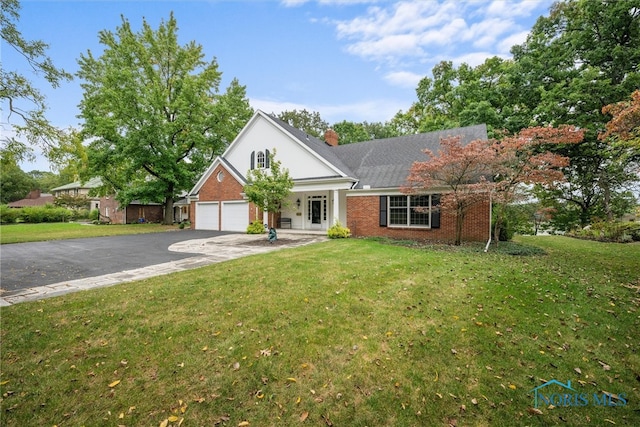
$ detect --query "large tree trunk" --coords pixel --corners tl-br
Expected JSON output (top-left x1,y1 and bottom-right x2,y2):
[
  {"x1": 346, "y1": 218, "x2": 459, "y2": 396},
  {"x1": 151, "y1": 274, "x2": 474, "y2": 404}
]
[{"x1": 164, "y1": 190, "x2": 174, "y2": 225}]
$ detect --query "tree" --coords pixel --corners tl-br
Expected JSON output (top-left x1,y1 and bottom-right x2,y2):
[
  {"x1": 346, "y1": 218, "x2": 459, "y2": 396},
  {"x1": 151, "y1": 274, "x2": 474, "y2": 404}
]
[
  {"x1": 403, "y1": 136, "x2": 494, "y2": 245},
  {"x1": 490, "y1": 126, "x2": 584, "y2": 241},
  {"x1": 0, "y1": 0, "x2": 74, "y2": 165},
  {"x1": 243, "y1": 150, "x2": 294, "y2": 228},
  {"x1": 510, "y1": 0, "x2": 640, "y2": 226},
  {"x1": 0, "y1": 159, "x2": 36, "y2": 203},
  {"x1": 276, "y1": 109, "x2": 328, "y2": 139},
  {"x1": 77, "y1": 13, "x2": 253, "y2": 224}
]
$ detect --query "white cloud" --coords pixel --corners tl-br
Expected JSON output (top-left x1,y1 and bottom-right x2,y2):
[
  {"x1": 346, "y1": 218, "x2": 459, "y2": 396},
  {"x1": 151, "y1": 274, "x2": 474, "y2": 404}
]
[
  {"x1": 384, "y1": 70, "x2": 423, "y2": 88},
  {"x1": 330, "y1": 0, "x2": 551, "y2": 81},
  {"x1": 281, "y1": 0, "x2": 380, "y2": 6}
]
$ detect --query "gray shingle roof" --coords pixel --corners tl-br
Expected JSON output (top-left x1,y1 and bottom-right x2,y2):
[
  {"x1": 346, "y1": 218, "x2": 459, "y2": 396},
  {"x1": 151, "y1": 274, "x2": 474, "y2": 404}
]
[
  {"x1": 269, "y1": 115, "x2": 487, "y2": 190},
  {"x1": 333, "y1": 124, "x2": 488, "y2": 189}
]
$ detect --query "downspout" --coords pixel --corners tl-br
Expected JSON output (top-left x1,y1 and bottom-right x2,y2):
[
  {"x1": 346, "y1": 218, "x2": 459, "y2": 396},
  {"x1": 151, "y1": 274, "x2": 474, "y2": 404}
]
[{"x1": 484, "y1": 192, "x2": 492, "y2": 253}]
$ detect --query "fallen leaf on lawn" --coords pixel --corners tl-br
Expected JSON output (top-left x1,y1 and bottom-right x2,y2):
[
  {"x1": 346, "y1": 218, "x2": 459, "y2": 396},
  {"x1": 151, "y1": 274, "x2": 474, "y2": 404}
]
[
  {"x1": 459, "y1": 404, "x2": 466, "y2": 412},
  {"x1": 435, "y1": 393, "x2": 443, "y2": 399},
  {"x1": 119, "y1": 412, "x2": 124, "y2": 419},
  {"x1": 471, "y1": 398, "x2": 478, "y2": 405},
  {"x1": 434, "y1": 371, "x2": 438, "y2": 382},
  {"x1": 159, "y1": 419, "x2": 169, "y2": 427},
  {"x1": 0, "y1": 380, "x2": 9, "y2": 386},
  {"x1": 260, "y1": 349, "x2": 271, "y2": 357},
  {"x1": 194, "y1": 397, "x2": 205, "y2": 403},
  {"x1": 300, "y1": 411, "x2": 309, "y2": 422},
  {"x1": 508, "y1": 384, "x2": 517, "y2": 390},
  {"x1": 108, "y1": 380, "x2": 121, "y2": 388},
  {"x1": 202, "y1": 346, "x2": 208, "y2": 351},
  {"x1": 451, "y1": 349, "x2": 458, "y2": 355},
  {"x1": 168, "y1": 415, "x2": 179, "y2": 422},
  {"x1": 574, "y1": 367, "x2": 582, "y2": 375},
  {"x1": 296, "y1": 396, "x2": 301, "y2": 404},
  {"x1": 604, "y1": 419, "x2": 616, "y2": 424},
  {"x1": 232, "y1": 362, "x2": 240, "y2": 371},
  {"x1": 287, "y1": 377, "x2": 297, "y2": 383},
  {"x1": 238, "y1": 421, "x2": 250, "y2": 426},
  {"x1": 527, "y1": 407, "x2": 543, "y2": 415},
  {"x1": 599, "y1": 361, "x2": 611, "y2": 371}
]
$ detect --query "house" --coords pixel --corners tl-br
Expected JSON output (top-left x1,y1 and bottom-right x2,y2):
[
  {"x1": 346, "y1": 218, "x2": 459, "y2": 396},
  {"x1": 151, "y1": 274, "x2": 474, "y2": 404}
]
[
  {"x1": 7, "y1": 190, "x2": 54, "y2": 208},
  {"x1": 188, "y1": 110, "x2": 491, "y2": 242},
  {"x1": 52, "y1": 178, "x2": 164, "y2": 224}
]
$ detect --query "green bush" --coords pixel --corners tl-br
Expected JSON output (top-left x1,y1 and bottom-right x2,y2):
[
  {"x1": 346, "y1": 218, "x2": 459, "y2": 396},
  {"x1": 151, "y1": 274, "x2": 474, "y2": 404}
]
[
  {"x1": 327, "y1": 220, "x2": 351, "y2": 239},
  {"x1": 20, "y1": 205, "x2": 71, "y2": 223},
  {"x1": 0, "y1": 205, "x2": 21, "y2": 224},
  {"x1": 247, "y1": 220, "x2": 265, "y2": 234},
  {"x1": 89, "y1": 209, "x2": 100, "y2": 221},
  {"x1": 567, "y1": 221, "x2": 640, "y2": 242}
]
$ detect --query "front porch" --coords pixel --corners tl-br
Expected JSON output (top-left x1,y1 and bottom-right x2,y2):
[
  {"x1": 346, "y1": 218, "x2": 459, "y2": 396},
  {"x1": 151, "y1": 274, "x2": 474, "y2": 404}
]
[{"x1": 268, "y1": 189, "x2": 347, "y2": 233}]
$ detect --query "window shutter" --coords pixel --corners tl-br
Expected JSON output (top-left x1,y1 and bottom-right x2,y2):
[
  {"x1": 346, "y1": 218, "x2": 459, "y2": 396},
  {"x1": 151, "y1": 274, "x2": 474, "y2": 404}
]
[
  {"x1": 265, "y1": 149, "x2": 270, "y2": 168},
  {"x1": 250, "y1": 151, "x2": 255, "y2": 170},
  {"x1": 379, "y1": 196, "x2": 387, "y2": 227},
  {"x1": 431, "y1": 194, "x2": 441, "y2": 228}
]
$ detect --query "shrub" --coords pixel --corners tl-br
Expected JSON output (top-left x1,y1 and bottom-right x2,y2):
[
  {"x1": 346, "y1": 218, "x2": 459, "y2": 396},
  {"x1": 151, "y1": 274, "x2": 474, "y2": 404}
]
[
  {"x1": 567, "y1": 221, "x2": 640, "y2": 242},
  {"x1": 178, "y1": 220, "x2": 191, "y2": 229},
  {"x1": 20, "y1": 205, "x2": 71, "y2": 223},
  {"x1": 89, "y1": 209, "x2": 100, "y2": 221},
  {"x1": 247, "y1": 220, "x2": 265, "y2": 234},
  {"x1": 0, "y1": 205, "x2": 21, "y2": 224},
  {"x1": 327, "y1": 220, "x2": 351, "y2": 239}
]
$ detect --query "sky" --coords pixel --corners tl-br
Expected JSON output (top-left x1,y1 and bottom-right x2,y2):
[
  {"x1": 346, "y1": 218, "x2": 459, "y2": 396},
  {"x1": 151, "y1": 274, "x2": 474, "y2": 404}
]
[{"x1": 3, "y1": 0, "x2": 554, "y2": 171}]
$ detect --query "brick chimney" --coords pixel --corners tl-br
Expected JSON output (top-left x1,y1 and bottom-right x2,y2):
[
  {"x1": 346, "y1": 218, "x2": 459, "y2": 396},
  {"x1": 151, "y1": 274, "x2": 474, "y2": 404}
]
[
  {"x1": 324, "y1": 129, "x2": 339, "y2": 147},
  {"x1": 27, "y1": 189, "x2": 41, "y2": 199}
]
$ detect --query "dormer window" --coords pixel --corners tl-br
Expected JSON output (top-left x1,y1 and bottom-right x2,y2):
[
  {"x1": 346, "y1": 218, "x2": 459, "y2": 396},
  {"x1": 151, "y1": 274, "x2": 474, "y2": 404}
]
[{"x1": 250, "y1": 149, "x2": 271, "y2": 170}]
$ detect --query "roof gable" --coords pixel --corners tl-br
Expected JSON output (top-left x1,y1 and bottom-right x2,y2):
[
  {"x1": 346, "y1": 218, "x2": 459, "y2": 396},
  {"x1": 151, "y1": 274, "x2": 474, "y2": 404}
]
[{"x1": 222, "y1": 110, "x2": 354, "y2": 181}]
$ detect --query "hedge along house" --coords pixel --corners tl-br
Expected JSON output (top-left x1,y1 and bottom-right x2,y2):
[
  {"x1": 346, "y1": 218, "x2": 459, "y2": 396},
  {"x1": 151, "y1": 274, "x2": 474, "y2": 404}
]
[{"x1": 188, "y1": 110, "x2": 491, "y2": 242}]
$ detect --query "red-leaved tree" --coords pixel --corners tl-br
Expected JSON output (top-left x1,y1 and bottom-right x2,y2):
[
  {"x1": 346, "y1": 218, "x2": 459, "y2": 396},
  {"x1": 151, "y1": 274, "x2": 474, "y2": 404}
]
[
  {"x1": 404, "y1": 136, "x2": 494, "y2": 245},
  {"x1": 601, "y1": 90, "x2": 640, "y2": 149},
  {"x1": 404, "y1": 126, "x2": 584, "y2": 246}
]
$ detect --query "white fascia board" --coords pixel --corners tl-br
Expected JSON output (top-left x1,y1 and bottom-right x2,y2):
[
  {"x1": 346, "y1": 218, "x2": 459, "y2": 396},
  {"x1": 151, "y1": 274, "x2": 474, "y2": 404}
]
[{"x1": 292, "y1": 177, "x2": 357, "y2": 192}]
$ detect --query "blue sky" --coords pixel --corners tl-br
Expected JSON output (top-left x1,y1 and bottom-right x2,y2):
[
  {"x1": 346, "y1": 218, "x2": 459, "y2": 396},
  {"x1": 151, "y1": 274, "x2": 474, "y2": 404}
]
[{"x1": 4, "y1": 0, "x2": 554, "y2": 171}]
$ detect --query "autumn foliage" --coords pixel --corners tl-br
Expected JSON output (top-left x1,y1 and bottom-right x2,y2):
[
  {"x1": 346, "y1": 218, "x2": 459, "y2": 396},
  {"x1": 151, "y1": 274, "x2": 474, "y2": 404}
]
[
  {"x1": 404, "y1": 126, "x2": 584, "y2": 245},
  {"x1": 601, "y1": 89, "x2": 640, "y2": 148}
]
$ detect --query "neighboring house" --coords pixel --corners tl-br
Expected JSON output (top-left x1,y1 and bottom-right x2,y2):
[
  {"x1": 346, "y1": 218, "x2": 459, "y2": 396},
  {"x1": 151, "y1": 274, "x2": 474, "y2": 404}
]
[
  {"x1": 52, "y1": 178, "x2": 164, "y2": 224},
  {"x1": 188, "y1": 110, "x2": 491, "y2": 242},
  {"x1": 7, "y1": 190, "x2": 54, "y2": 208}
]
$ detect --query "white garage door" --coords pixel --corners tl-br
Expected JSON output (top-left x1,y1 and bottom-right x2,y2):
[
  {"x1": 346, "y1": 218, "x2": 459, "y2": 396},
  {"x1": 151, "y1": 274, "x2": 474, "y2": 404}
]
[
  {"x1": 195, "y1": 202, "x2": 219, "y2": 230},
  {"x1": 222, "y1": 201, "x2": 249, "y2": 231}
]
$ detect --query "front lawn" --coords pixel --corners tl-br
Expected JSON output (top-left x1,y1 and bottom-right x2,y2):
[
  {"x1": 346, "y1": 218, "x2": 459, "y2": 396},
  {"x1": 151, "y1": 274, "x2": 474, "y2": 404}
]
[
  {"x1": 0, "y1": 222, "x2": 179, "y2": 244},
  {"x1": 1, "y1": 237, "x2": 638, "y2": 426}
]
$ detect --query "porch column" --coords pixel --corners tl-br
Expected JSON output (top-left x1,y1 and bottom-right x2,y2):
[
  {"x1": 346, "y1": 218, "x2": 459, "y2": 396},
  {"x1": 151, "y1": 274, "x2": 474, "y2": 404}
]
[{"x1": 332, "y1": 190, "x2": 339, "y2": 226}]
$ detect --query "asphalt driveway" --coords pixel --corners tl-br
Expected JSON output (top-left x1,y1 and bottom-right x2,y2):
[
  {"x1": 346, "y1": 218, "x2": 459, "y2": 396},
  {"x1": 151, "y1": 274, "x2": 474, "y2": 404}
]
[{"x1": 0, "y1": 230, "x2": 229, "y2": 293}]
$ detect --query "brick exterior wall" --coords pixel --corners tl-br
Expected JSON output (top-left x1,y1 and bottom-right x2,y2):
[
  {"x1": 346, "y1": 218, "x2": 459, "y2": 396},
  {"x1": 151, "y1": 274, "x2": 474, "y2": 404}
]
[
  {"x1": 126, "y1": 204, "x2": 164, "y2": 224},
  {"x1": 190, "y1": 164, "x2": 252, "y2": 229},
  {"x1": 346, "y1": 195, "x2": 490, "y2": 243},
  {"x1": 98, "y1": 197, "x2": 124, "y2": 224}
]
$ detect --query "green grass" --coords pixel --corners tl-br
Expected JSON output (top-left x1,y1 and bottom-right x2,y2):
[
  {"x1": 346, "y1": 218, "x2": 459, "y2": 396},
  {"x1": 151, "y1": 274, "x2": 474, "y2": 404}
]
[
  {"x1": 1, "y1": 236, "x2": 639, "y2": 426},
  {"x1": 0, "y1": 222, "x2": 179, "y2": 244}
]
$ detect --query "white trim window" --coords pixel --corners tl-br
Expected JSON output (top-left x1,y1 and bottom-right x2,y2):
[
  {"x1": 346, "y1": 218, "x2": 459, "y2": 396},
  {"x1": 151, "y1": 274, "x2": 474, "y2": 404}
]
[{"x1": 383, "y1": 194, "x2": 440, "y2": 228}]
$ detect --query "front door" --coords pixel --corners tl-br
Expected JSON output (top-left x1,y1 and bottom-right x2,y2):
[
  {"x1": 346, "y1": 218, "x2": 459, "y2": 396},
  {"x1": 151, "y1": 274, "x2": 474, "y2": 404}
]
[{"x1": 311, "y1": 200, "x2": 322, "y2": 225}]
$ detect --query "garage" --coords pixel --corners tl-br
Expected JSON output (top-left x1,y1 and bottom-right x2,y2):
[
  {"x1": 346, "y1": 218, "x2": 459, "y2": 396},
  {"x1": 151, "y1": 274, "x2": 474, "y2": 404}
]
[
  {"x1": 195, "y1": 202, "x2": 219, "y2": 230},
  {"x1": 221, "y1": 201, "x2": 249, "y2": 231}
]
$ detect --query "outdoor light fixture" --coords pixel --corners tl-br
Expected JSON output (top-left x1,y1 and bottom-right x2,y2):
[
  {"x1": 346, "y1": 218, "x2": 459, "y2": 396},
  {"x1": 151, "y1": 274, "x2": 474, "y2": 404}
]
[{"x1": 296, "y1": 198, "x2": 301, "y2": 209}]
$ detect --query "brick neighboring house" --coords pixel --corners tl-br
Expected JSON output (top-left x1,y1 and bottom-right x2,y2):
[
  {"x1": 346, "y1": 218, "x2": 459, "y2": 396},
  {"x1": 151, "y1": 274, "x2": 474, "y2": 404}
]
[
  {"x1": 7, "y1": 190, "x2": 54, "y2": 208},
  {"x1": 188, "y1": 110, "x2": 491, "y2": 243},
  {"x1": 51, "y1": 177, "x2": 164, "y2": 224}
]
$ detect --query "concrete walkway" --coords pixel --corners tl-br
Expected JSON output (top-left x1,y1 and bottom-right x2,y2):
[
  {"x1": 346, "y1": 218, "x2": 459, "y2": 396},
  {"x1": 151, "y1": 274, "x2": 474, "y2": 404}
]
[{"x1": 0, "y1": 232, "x2": 326, "y2": 306}]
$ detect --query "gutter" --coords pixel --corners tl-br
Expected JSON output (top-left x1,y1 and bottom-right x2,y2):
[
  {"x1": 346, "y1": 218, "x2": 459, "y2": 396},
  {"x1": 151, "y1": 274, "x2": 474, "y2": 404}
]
[{"x1": 484, "y1": 192, "x2": 492, "y2": 253}]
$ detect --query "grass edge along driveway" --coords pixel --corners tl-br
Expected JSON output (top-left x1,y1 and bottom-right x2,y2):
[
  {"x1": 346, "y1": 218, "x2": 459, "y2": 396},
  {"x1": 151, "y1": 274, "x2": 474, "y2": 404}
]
[
  {"x1": 0, "y1": 222, "x2": 179, "y2": 244},
  {"x1": 1, "y1": 236, "x2": 639, "y2": 426}
]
